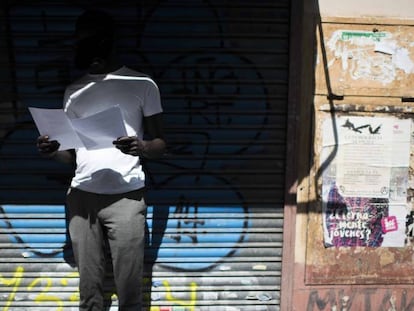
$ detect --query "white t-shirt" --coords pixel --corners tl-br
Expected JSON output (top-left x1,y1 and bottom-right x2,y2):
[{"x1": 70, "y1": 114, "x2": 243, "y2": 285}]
[{"x1": 63, "y1": 66, "x2": 163, "y2": 194}]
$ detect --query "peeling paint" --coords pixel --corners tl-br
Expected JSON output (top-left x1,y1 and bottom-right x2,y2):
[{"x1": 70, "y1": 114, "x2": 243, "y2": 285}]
[
  {"x1": 326, "y1": 30, "x2": 414, "y2": 85},
  {"x1": 378, "y1": 249, "x2": 395, "y2": 266}
]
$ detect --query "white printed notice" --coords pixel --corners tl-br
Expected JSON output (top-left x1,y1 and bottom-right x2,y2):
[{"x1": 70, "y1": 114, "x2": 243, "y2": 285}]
[
  {"x1": 29, "y1": 105, "x2": 127, "y2": 150},
  {"x1": 322, "y1": 116, "x2": 411, "y2": 198}
]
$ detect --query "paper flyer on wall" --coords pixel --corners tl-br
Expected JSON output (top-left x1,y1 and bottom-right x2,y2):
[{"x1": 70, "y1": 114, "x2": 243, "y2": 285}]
[
  {"x1": 29, "y1": 105, "x2": 128, "y2": 150},
  {"x1": 321, "y1": 116, "x2": 411, "y2": 247}
]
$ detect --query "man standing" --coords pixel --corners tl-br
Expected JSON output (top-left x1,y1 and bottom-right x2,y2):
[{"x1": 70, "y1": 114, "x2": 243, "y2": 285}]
[{"x1": 36, "y1": 10, "x2": 166, "y2": 311}]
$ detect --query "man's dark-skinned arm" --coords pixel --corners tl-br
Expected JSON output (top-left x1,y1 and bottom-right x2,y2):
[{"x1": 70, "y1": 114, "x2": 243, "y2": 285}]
[
  {"x1": 36, "y1": 135, "x2": 76, "y2": 164},
  {"x1": 113, "y1": 113, "x2": 166, "y2": 158}
]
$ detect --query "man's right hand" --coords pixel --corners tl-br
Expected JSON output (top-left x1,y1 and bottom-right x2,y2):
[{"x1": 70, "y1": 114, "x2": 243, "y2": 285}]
[{"x1": 36, "y1": 135, "x2": 60, "y2": 157}]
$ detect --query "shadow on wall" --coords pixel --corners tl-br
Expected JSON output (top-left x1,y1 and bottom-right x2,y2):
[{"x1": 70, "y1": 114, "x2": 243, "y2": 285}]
[{"x1": 284, "y1": 0, "x2": 339, "y2": 211}]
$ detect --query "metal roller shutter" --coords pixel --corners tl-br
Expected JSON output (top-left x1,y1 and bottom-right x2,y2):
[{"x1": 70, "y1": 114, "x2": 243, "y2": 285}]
[{"x1": 0, "y1": 1, "x2": 290, "y2": 310}]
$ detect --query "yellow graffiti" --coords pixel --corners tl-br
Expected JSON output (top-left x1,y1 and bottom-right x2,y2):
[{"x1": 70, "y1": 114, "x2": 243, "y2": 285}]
[
  {"x1": 28, "y1": 277, "x2": 63, "y2": 310},
  {"x1": 61, "y1": 272, "x2": 80, "y2": 302},
  {"x1": 0, "y1": 266, "x2": 79, "y2": 311},
  {"x1": 1, "y1": 266, "x2": 198, "y2": 311},
  {"x1": 0, "y1": 266, "x2": 24, "y2": 311},
  {"x1": 163, "y1": 280, "x2": 197, "y2": 311}
]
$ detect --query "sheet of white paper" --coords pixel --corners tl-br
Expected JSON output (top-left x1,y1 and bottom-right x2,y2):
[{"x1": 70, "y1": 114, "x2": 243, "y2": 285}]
[
  {"x1": 29, "y1": 107, "x2": 84, "y2": 150},
  {"x1": 29, "y1": 105, "x2": 128, "y2": 150},
  {"x1": 70, "y1": 105, "x2": 128, "y2": 150}
]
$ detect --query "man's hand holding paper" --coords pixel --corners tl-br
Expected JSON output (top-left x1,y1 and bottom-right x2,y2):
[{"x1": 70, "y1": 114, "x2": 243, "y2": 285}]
[{"x1": 30, "y1": 105, "x2": 128, "y2": 150}]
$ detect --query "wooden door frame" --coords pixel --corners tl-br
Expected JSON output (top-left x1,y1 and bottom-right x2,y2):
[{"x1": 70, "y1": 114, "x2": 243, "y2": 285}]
[{"x1": 281, "y1": 0, "x2": 318, "y2": 309}]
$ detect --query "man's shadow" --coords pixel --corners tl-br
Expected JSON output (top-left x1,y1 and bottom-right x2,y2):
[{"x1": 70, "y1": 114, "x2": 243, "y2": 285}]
[{"x1": 143, "y1": 204, "x2": 169, "y2": 310}]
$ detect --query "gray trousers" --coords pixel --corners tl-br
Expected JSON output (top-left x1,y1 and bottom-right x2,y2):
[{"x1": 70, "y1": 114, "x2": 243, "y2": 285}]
[{"x1": 67, "y1": 187, "x2": 147, "y2": 311}]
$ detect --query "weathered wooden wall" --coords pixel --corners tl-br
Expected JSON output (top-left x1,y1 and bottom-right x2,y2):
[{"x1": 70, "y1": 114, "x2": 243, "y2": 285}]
[{"x1": 290, "y1": 12, "x2": 414, "y2": 311}]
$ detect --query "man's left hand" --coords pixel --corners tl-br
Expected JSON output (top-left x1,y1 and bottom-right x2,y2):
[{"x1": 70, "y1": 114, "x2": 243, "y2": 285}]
[{"x1": 113, "y1": 136, "x2": 146, "y2": 157}]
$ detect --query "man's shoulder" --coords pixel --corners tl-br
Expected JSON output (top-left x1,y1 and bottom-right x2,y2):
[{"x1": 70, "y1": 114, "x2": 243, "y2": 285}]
[
  {"x1": 116, "y1": 66, "x2": 147, "y2": 77},
  {"x1": 110, "y1": 67, "x2": 159, "y2": 88},
  {"x1": 66, "y1": 73, "x2": 93, "y2": 90},
  {"x1": 117, "y1": 66, "x2": 157, "y2": 80},
  {"x1": 65, "y1": 67, "x2": 157, "y2": 95}
]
